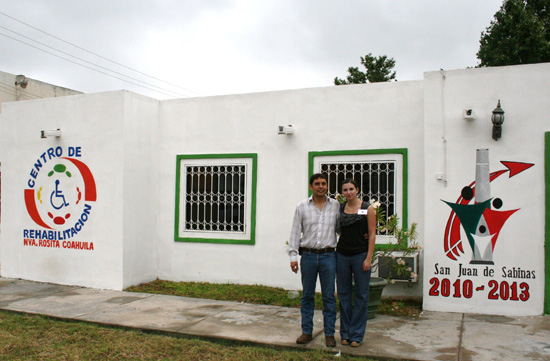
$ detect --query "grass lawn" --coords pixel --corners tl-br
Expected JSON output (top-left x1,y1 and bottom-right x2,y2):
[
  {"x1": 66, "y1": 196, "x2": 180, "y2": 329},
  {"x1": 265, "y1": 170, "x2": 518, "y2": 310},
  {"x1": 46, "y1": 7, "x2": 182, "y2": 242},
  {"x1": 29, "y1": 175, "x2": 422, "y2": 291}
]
[
  {"x1": 1, "y1": 280, "x2": 420, "y2": 360},
  {"x1": 126, "y1": 279, "x2": 422, "y2": 317},
  {"x1": 0, "y1": 311, "x2": 374, "y2": 360}
]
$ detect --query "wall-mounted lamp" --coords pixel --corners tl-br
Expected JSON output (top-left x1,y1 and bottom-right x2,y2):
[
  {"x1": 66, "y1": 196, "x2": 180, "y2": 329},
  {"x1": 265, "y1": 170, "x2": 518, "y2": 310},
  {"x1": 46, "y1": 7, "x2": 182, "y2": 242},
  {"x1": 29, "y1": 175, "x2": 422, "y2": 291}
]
[
  {"x1": 278, "y1": 125, "x2": 294, "y2": 135},
  {"x1": 41, "y1": 129, "x2": 62, "y2": 139},
  {"x1": 491, "y1": 100, "x2": 505, "y2": 141}
]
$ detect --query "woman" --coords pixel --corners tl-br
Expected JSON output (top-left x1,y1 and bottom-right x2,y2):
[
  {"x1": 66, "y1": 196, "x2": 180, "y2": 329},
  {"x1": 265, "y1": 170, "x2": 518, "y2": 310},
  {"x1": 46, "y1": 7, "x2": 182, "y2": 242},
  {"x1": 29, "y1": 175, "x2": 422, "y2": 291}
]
[{"x1": 336, "y1": 179, "x2": 376, "y2": 347}]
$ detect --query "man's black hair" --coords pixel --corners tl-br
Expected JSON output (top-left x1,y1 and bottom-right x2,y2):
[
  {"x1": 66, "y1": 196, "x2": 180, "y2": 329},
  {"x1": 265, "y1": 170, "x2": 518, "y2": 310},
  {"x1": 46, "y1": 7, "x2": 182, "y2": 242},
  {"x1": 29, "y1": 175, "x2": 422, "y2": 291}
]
[{"x1": 309, "y1": 173, "x2": 328, "y2": 185}]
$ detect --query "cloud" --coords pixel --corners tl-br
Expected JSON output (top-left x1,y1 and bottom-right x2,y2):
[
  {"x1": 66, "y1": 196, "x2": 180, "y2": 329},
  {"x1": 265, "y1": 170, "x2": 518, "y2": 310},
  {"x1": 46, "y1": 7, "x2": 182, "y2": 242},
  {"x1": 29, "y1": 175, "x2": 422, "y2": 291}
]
[{"x1": 0, "y1": 0, "x2": 503, "y2": 99}]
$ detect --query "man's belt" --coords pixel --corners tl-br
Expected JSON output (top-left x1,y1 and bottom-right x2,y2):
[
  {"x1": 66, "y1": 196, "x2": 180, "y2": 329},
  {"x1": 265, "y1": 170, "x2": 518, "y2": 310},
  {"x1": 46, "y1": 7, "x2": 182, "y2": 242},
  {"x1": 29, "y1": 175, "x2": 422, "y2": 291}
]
[{"x1": 299, "y1": 247, "x2": 335, "y2": 254}]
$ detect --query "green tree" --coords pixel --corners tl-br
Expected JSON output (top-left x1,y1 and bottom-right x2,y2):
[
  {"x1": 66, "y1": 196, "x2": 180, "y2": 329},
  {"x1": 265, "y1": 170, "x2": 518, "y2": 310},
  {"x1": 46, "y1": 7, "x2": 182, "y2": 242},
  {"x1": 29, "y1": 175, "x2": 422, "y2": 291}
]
[
  {"x1": 334, "y1": 53, "x2": 397, "y2": 85},
  {"x1": 477, "y1": 0, "x2": 550, "y2": 66}
]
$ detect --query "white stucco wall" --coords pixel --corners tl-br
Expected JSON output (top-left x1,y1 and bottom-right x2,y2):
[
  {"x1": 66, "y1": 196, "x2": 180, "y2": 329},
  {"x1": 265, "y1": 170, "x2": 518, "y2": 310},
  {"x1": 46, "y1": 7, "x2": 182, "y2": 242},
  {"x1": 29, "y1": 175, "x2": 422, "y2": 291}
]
[
  {"x1": 121, "y1": 92, "x2": 159, "y2": 288},
  {"x1": 0, "y1": 92, "x2": 123, "y2": 288},
  {"x1": 0, "y1": 91, "x2": 158, "y2": 290},
  {"x1": 156, "y1": 81, "x2": 426, "y2": 297},
  {"x1": 422, "y1": 63, "x2": 550, "y2": 315}
]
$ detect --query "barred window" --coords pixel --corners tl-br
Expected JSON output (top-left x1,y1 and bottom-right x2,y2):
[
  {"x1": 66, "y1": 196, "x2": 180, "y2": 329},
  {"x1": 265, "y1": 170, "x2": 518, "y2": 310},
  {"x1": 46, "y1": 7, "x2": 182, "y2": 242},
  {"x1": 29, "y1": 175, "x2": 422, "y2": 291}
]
[
  {"x1": 175, "y1": 154, "x2": 257, "y2": 244},
  {"x1": 321, "y1": 161, "x2": 395, "y2": 230},
  {"x1": 185, "y1": 165, "x2": 246, "y2": 232},
  {"x1": 310, "y1": 150, "x2": 407, "y2": 244}
]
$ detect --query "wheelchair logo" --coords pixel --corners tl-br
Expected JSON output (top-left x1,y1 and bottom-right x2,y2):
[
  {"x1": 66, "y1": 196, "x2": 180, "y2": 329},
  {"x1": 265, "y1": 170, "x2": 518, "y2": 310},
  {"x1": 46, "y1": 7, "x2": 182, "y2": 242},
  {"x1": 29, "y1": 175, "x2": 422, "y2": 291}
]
[
  {"x1": 51, "y1": 179, "x2": 70, "y2": 210},
  {"x1": 25, "y1": 157, "x2": 96, "y2": 229}
]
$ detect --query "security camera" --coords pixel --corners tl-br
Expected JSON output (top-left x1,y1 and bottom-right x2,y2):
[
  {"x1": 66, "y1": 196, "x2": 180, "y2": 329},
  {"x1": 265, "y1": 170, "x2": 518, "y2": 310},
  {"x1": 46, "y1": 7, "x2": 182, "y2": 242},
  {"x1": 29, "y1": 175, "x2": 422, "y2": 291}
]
[
  {"x1": 278, "y1": 125, "x2": 295, "y2": 135},
  {"x1": 463, "y1": 109, "x2": 476, "y2": 120},
  {"x1": 41, "y1": 129, "x2": 62, "y2": 138}
]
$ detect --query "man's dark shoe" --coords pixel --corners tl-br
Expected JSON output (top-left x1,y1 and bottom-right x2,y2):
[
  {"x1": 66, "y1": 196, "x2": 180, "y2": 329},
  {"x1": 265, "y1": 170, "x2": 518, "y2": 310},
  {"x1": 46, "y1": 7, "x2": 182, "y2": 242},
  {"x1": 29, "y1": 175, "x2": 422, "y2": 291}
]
[
  {"x1": 325, "y1": 335, "x2": 336, "y2": 347},
  {"x1": 296, "y1": 333, "x2": 312, "y2": 344}
]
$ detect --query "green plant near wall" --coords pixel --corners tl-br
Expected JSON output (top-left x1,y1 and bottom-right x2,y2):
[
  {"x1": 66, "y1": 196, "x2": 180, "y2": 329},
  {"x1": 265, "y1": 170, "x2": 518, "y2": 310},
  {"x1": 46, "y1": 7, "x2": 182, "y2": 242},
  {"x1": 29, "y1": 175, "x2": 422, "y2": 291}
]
[
  {"x1": 336, "y1": 195, "x2": 421, "y2": 282},
  {"x1": 375, "y1": 209, "x2": 420, "y2": 282}
]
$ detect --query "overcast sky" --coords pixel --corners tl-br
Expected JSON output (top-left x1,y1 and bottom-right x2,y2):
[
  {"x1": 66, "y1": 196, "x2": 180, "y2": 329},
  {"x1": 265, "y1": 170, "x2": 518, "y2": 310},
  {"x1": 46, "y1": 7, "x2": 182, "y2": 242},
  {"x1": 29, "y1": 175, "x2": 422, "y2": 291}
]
[{"x1": 0, "y1": 0, "x2": 504, "y2": 99}]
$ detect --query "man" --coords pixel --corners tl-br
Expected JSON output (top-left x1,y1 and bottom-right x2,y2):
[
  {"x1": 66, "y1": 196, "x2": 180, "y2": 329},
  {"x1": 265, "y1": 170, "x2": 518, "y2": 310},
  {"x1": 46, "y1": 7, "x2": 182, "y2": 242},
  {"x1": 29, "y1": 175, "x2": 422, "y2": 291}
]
[{"x1": 288, "y1": 173, "x2": 339, "y2": 347}]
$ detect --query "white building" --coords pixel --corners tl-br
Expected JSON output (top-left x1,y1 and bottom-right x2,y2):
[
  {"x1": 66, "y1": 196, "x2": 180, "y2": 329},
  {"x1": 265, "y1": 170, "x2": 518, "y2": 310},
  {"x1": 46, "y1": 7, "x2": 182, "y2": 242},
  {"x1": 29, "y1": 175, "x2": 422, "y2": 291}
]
[
  {"x1": 0, "y1": 63, "x2": 548, "y2": 317},
  {"x1": 0, "y1": 70, "x2": 82, "y2": 245}
]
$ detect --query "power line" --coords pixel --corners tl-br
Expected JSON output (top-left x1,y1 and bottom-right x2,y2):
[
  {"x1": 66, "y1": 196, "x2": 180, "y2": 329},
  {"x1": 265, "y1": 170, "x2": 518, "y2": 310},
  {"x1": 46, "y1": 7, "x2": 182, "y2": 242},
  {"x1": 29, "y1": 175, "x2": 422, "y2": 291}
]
[
  {"x1": 0, "y1": 32, "x2": 187, "y2": 99},
  {"x1": 0, "y1": 11, "x2": 203, "y2": 97},
  {"x1": 0, "y1": 11, "x2": 202, "y2": 96},
  {"x1": 0, "y1": 25, "x2": 188, "y2": 98}
]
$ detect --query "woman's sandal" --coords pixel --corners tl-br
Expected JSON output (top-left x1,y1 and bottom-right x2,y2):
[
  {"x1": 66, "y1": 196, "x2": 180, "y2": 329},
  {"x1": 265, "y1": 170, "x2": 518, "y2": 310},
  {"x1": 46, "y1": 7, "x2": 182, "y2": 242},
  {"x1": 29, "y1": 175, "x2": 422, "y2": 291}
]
[
  {"x1": 350, "y1": 341, "x2": 361, "y2": 347},
  {"x1": 341, "y1": 339, "x2": 350, "y2": 346}
]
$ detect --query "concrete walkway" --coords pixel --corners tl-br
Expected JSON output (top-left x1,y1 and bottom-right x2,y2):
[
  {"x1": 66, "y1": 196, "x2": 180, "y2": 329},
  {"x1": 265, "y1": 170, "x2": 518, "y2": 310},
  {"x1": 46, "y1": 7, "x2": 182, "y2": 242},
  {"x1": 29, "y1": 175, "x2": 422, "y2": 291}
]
[{"x1": 1, "y1": 277, "x2": 549, "y2": 360}]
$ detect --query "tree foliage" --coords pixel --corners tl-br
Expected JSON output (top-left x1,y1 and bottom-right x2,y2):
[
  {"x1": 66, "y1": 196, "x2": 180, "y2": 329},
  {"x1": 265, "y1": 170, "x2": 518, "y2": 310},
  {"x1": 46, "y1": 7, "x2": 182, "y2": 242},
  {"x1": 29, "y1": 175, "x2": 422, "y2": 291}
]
[
  {"x1": 477, "y1": 0, "x2": 550, "y2": 67},
  {"x1": 334, "y1": 53, "x2": 397, "y2": 85}
]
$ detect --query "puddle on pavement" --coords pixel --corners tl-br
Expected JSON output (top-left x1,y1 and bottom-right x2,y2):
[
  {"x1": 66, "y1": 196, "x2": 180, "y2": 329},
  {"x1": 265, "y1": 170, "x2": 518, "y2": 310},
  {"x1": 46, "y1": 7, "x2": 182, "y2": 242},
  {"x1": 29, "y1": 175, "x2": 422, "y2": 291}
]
[{"x1": 106, "y1": 296, "x2": 144, "y2": 304}]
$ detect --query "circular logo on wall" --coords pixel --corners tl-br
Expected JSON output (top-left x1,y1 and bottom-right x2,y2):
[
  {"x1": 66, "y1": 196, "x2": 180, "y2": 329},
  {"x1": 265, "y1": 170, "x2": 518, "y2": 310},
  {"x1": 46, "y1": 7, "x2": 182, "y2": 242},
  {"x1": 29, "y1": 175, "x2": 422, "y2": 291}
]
[{"x1": 25, "y1": 152, "x2": 96, "y2": 233}]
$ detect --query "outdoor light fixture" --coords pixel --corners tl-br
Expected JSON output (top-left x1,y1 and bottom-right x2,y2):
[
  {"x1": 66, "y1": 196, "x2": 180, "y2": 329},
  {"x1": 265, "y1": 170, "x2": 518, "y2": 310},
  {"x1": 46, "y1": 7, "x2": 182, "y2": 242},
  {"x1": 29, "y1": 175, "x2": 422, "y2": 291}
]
[
  {"x1": 15, "y1": 74, "x2": 28, "y2": 89},
  {"x1": 41, "y1": 129, "x2": 62, "y2": 138},
  {"x1": 491, "y1": 100, "x2": 505, "y2": 141}
]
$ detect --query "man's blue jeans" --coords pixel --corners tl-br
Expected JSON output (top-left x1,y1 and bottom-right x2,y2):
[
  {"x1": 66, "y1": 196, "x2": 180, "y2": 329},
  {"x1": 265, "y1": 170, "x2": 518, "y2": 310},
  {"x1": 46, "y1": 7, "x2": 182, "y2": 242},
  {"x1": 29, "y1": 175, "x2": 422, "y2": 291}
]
[
  {"x1": 300, "y1": 251, "x2": 336, "y2": 336},
  {"x1": 336, "y1": 251, "x2": 371, "y2": 343}
]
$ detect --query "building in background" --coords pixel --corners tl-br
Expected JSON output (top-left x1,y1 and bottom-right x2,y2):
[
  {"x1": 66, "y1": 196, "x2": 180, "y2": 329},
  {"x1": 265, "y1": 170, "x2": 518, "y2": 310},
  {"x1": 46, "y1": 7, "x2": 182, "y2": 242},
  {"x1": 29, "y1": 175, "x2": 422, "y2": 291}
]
[{"x1": 0, "y1": 70, "x2": 82, "y2": 112}]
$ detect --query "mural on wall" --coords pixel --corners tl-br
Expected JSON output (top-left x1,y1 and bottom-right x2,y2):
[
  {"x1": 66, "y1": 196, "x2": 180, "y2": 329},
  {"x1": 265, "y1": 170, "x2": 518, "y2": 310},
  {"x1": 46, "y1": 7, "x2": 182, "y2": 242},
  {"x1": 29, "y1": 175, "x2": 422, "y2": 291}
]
[
  {"x1": 23, "y1": 146, "x2": 96, "y2": 251},
  {"x1": 430, "y1": 149, "x2": 534, "y2": 303}
]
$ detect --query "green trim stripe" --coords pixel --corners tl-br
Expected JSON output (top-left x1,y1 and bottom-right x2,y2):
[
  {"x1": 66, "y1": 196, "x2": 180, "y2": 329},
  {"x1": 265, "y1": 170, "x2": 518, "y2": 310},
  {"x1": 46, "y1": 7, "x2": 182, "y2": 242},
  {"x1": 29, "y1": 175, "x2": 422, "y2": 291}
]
[
  {"x1": 174, "y1": 153, "x2": 257, "y2": 245},
  {"x1": 545, "y1": 132, "x2": 550, "y2": 315}
]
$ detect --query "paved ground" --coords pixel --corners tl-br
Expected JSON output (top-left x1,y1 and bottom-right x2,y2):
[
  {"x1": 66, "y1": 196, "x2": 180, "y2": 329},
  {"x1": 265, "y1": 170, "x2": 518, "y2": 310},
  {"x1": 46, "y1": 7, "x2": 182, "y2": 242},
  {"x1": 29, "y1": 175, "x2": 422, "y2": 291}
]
[{"x1": 1, "y1": 277, "x2": 549, "y2": 360}]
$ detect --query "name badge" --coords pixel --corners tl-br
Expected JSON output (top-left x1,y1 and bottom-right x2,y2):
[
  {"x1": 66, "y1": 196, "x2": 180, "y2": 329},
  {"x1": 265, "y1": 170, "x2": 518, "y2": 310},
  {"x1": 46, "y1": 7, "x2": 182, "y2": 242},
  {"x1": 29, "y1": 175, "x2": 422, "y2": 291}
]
[{"x1": 357, "y1": 209, "x2": 368, "y2": 215}]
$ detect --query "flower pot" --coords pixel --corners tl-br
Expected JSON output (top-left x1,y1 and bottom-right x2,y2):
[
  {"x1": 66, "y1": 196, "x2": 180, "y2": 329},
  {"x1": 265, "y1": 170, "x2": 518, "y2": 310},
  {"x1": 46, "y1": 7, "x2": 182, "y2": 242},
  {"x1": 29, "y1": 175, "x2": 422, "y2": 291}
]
[{"x1": 367, "y1": 277, "x2": 388, "y2": 319}]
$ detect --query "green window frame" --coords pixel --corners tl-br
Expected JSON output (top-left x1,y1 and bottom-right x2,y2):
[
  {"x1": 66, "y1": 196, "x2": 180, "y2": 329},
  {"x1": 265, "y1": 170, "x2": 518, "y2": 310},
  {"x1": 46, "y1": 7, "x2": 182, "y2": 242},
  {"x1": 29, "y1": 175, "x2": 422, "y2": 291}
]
[
  {"x1": 174, "y1": 153, "x2": 257, "y2": 245},
  {"x1": 545, "y1": 132, "x2": 550, "y2": 315}
]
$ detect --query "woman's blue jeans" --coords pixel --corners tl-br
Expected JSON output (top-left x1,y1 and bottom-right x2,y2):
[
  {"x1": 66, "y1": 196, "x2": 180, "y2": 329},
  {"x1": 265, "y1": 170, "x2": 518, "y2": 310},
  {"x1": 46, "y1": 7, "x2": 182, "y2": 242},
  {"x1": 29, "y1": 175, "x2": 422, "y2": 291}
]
[
  {"x1": 336, "y1": 251, "x2": 371, "y2": 343},
  {"x1": 300, "y1": 251, "x2": 336, "y2": 336}
]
